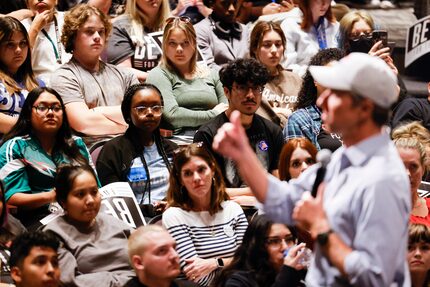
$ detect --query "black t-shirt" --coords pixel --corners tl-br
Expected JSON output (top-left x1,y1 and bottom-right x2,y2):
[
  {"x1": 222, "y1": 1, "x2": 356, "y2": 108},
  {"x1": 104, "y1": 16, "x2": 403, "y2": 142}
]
[
  {"x1": 317, "y1": 129, "x2": 342, "y2": 153},
  {"x1": 194, "y1": 112, "x2": 284, "y2": 188},
  {"x1": 391, "y1": 97, "x2": 430, "y2": 131}
]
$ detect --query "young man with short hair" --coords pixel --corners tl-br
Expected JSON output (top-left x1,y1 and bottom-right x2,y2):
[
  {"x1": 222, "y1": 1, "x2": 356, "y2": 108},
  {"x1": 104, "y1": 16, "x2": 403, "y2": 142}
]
[
  {"x1": 194, "y1": 58, "x2": 284, "y2": 202},
  {"x1": 10, "y1": 230, "x2": 61, "y2": 287},
  {"x1": 126, "y1": 225, "x2": 197, "y2": 287}
]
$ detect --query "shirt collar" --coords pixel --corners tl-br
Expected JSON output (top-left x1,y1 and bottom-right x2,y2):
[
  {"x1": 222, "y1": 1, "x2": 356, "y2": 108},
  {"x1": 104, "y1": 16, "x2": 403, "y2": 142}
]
[{"x1": 342, "y1": 130, "x2": 390, "y2": 168}]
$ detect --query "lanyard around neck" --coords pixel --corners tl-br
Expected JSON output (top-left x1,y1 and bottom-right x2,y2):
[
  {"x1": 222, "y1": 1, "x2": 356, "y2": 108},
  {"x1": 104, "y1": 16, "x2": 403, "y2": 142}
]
[
  {"x1": 314, "y1": 17, "x2": 327, "y2": 50},
  {"x1": 41, "y1": 16, "x2": 62, "y2": 64}
]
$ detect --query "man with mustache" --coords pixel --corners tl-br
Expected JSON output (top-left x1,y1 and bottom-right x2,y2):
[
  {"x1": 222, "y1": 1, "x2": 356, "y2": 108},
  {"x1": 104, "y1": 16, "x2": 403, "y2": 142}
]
[{"x1": 194, "y1": 58, "x2": 283, "y2": 203}]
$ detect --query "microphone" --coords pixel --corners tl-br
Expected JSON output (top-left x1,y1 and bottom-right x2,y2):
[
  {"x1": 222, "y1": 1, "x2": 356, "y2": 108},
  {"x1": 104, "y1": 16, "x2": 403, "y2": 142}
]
[{"x1": 311, "y1": 149, "x2": 332, "y2": 197}]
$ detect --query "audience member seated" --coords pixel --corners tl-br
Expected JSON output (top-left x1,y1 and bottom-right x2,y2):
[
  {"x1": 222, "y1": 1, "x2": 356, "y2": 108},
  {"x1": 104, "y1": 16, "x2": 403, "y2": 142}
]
[
  {"x1": 284, "y1": 48, "x2": 343, "y2": 151},
  {"x1": 107, "y1": 0, "x2": 171, "y2": 82},
  {"x1": 278, "y1": 137, "x2": 317, "y2": 182},
  {"x1": 392, "y1": 82, "x2": 430, "y2": 132},
  {"x1": 194, "y1": 0, "x2": 249, "y2": 72},
  {"x1": 337, "y1": 10, "x2": 408, "y2": 104},
  {"x1": 9, "y1": 230, "x2": 61, "y2": 287},
  {"x1": 214, "y1": 214, "x2": 307, "y2": 286},
  {"x1": 162, "y1": 143, "x2": 248, "y2": 286},
  {"x1": 408, "y1": 223, "x2": 430, "y2": 287},
  {"x1": 96, "y1": 83, "x2": 178, "y2": 218},
  {"x1": 338, "y1": 11, "x2": 397, "y2": 75},
  {"x1": 280, "y1": 0, "x2": 338, "y2": 76},
  {"x1": 392, "y1": 121, "x2": 430, "y2": 180},
  {"x1": 146, "y1": 17, "x2": 227, "y2": 138},
  {"x1": 21, "y1": 0, "x2": 71, "y2": 84},
  {"x1": 250, "y1": 21, "x2": 302, "y2": 128},
  {"x1": 44, "y1": 164, "x2": 135, "y2": 287},
  {"x1": 194, "y1": 58, "x2": 283, "y2": 204},
  {"x1": 394, "y1": 137, "x2": 430, "y2": 226},
  {"x1": 0, "y1": 181, "x2": 26, "y2": 285},
  {"x1": 0, "y1": 87, "x2": 92, "y2": 229},
  {"x1": 50, "y1": 4, "x2": 138, "y2": 145},
  {"x1": 126, "y1": 225, "x2": 198, "y2": 287},
  {"x1": 0, "y1": 16, "x2": 41, "y2": 135}
]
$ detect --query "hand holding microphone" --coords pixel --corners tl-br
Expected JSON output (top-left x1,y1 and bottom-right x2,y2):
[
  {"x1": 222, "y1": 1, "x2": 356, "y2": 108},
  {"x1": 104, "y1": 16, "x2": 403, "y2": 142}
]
[{"x1": 311, "y1": 149, "x2": 332, "y2": 197}]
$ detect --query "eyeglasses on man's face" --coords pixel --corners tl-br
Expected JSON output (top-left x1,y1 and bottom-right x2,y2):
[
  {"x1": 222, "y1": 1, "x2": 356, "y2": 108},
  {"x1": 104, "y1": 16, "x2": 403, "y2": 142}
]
[{"x1": 232, "y1": 84, "x2": 264, "y2": 97}]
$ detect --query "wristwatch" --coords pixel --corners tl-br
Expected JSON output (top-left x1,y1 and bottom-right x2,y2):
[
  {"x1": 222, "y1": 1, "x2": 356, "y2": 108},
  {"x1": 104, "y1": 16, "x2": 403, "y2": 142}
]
[
  {"x1": 216, "y1": 258, "x2": 224, "y2": 268},
  {"x1": 316, "y1": 229, "x2": 333, "y2": 246}
]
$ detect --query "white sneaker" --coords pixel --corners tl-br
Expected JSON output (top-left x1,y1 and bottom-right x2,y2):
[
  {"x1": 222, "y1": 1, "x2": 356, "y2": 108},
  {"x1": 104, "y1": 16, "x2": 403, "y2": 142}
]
[{"x1": 370, "y1": 0, "x2": 381, "y2": 6}]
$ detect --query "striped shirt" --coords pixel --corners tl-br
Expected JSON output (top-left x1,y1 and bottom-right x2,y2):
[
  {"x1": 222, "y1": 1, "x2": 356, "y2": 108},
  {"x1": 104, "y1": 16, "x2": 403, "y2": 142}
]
[{"x1": 163, "y1": 201, "x2": 248, "y2": 286}]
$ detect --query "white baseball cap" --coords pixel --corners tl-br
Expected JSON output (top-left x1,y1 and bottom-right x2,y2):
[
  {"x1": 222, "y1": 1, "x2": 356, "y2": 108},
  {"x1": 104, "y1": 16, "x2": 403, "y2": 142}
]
[{"x1": 309, "y1": 53, "x2": 398, "y2": 108}]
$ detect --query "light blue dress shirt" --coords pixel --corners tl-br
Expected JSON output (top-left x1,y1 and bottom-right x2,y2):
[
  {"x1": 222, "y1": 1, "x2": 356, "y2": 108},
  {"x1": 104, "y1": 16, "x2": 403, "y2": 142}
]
[{"x1": 264, "y1": 131, "x2": 411, "y2": 286}]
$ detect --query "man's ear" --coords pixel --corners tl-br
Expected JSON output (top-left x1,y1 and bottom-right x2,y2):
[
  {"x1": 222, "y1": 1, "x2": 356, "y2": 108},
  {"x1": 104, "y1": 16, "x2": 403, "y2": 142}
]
[
  {"x1": 11, "y1": 266, "x2": 22, "y2": 285},
  {"x1": 223, "y1": 87, "x2": 231, "y2": 101},
  {"x1": 132, "y1": 255, "x2": 145, "y2": 271}
]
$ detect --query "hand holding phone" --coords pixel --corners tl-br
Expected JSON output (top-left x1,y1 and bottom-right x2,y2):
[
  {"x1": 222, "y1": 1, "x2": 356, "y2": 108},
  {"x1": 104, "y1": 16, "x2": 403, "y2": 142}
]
[{"x1": 372, "y1": 30, "x2": 388, "y2": 48}]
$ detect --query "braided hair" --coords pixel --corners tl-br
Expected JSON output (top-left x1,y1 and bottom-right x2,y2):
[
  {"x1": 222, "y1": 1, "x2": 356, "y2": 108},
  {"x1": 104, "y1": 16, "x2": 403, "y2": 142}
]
[{"x1": 121, "y1": 83, "x2": 172, "y2": 204}]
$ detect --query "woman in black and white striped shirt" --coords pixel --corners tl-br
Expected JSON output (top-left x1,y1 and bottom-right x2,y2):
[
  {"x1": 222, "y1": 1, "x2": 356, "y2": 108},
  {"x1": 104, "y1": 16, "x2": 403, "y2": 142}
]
[{"x1": 163, "y1": 143, "x2": 248, "y2": 286}]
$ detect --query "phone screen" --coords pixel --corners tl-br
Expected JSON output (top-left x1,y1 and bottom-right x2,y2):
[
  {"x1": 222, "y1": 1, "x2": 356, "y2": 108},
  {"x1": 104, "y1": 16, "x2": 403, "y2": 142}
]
[{"x1": 372, "y1": 30, "x2": 388, "y2": 47}]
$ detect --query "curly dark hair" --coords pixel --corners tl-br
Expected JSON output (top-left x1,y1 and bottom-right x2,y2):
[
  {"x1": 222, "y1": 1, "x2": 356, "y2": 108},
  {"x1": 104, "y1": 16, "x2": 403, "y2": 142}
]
[
  {"x1": 295, "y1": 48, "x2": 344, "y2": 110},
  {"x1": 61, "y1": 4, "x2": 112, "y2": 53},
  {"x1": 219, "y1": 58, "x2": 270, "y2": 90},
  {"x1": 213, "y1": 215, "x2": 298, "y2": 287}
]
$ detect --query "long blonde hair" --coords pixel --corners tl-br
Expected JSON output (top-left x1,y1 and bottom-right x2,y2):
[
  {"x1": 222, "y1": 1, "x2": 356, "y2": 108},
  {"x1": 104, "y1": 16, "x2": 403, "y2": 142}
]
[
  {"x1": 125, "y1": 0, "x2": 170, "y2": 45},
  {"x1": 160, "y1": 17, "x2": 199, "y2": 76}
]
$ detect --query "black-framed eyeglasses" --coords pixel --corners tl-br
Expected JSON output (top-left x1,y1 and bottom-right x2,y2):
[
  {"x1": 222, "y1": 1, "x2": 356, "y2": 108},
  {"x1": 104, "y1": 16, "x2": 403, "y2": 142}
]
[
  {"x1": 33, "y1": 105, "x2": 63, "y2": 115},
  {"x1": 265, "y1": 235, "x2": 296, "y2": 247},
  {"x1": 232, "y1": 84, "x2": 264, "y2": 97},
  {"x1": 133, "y1": 105, "x2": 163, "y2": 116},
  {"x1": 165, "y1": 16, "x2": 192, "y2": 25}
]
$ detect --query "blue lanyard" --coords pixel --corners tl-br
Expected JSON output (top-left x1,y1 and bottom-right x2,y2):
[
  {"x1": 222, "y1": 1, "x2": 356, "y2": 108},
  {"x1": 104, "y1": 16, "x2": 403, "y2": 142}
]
[{"x1": 314, "y1": 17, "x2": 327, "y2": 50}]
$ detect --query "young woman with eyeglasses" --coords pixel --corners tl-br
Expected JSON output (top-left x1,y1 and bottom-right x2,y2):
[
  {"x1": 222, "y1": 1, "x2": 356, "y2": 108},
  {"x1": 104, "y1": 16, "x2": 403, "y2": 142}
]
[
  {"x1": 0, "y1": 16, "x2": 42, "y2": 135},
  {"x1": 146, "y1": 16, "x2": 228, "y2": 140},
  {"x1": 214, "y1": 214, "x2": 307, "y2": 287},
  {"x1": 0, "y1": 87, "x2": 92, "y2": 229},
  {"x1": 97, "y1": 83, "x2": 178, "y2": 218},
  {"x1": 338, "y1": 11, "x2": 398, "y2": 75},
  {"x1": 106, "y1": 0, "x2": 171, "y2": 82}
]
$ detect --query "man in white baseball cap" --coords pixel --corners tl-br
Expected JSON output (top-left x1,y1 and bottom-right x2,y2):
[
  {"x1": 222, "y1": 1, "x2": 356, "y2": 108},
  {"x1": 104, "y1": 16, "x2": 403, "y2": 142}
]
[{"x1": 211, "y1": 53, "x2": 411, "y2": 286}]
